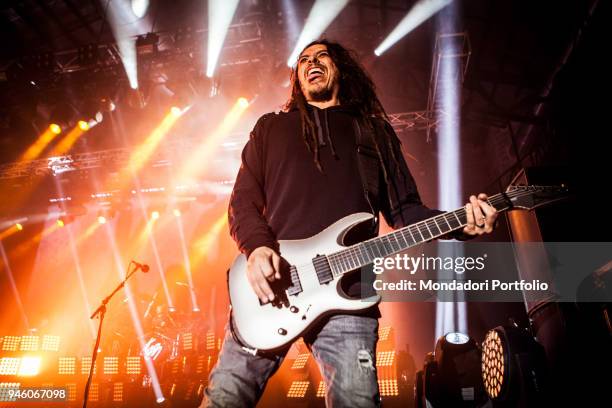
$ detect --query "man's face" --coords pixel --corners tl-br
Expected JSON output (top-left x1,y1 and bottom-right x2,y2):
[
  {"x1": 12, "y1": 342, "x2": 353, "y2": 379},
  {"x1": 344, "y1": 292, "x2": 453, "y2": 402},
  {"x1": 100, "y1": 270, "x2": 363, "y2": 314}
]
[{"x1": 297, "y1": 44, "x2": 339, "y2": 102}]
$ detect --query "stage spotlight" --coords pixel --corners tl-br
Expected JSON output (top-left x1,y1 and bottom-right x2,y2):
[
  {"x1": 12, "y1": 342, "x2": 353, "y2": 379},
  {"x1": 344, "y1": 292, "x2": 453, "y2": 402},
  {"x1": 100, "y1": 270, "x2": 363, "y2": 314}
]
[
  {"x1": 103, "y1": 357, "x2": 119, "y2": 375},
  {"x1": 126, "y1": 357, "x2": 141, "y2": 375},
  {"x1": 15, "y1": 223, "x2": 23, "y2": 231},
  {"x1": 417, "y1": 333, "x2": 486, "y2": 407},
  {"x1": 136, "y1": 33, "x2": 159, "y2": 56},
  {"x1": 20, "y1": 336, "x2": 39, "y2": 351},
  {"x1": 77, "y1": 120, "x2": 90, "y2": 131},
  {"x1": 237, "y1": 97, "x2": 249, "y2": 109},
  {"x1": 97, "y1": 216, "x2": 107, "y2": 225},
  {"x1": 151, "y1": 211, "x2": 160, "y2": 220},
  {"x1": 17, "y1": 357, "x2": 41, "y2": 377},
  {"x1": 291, "y1": 353, "x2": 309, "y2": 370},
  {"x1": 0, "y1": 357, "x2": 20, "y2": 375},
  {"x1": 170, "y1": 106, "x2": 182, "y2": 117},
  {"x1": 57, "y1": 219, "x2": 65, "y2": 228},
  {"x1": 173, "y1": 209, "x2": 181, "y2": 217},
  {"x1": 481, "y1": 325, "x2": 548, "y2": 406},
  {"x1": 41, "y1": 335, "x2": 60, "y2": 352},
  {"x1": 287, "y1": 380, "x2": 310, "y2": 398},
  {"x1": 58, "y1": 357, "x2": 76, "y2": 375},
  {"x1": 49, "y1": 123, "x2": 62, "y2": 134},
  {"x1": 100, "y1": 98, "x2": 116, "y2": 112}
]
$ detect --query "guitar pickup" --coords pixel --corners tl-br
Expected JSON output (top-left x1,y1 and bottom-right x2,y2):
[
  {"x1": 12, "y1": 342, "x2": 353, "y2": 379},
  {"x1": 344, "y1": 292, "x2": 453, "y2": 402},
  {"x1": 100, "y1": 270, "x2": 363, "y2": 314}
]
[
  {"x1": 286, "y1": 265, "x2": 303, "y2": 296},
  {"x1": 313, "y1": 255, "x2": 333, "y2": 284}
]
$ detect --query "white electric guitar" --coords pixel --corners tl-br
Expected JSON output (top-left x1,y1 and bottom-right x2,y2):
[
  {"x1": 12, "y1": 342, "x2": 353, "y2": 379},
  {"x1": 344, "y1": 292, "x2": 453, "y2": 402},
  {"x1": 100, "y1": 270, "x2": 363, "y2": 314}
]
[{"x1": 228, "y1": 185, "x2": 567, "y2": 352}]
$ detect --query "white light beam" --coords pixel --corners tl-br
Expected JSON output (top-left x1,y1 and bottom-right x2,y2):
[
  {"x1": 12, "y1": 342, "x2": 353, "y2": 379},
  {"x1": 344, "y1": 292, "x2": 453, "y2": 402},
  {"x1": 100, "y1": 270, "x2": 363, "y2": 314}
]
[
  {"x1": 374, "y1": 0, "x2": 453, "y2": 57},
  {"x1": 207, "y1": 0, "x2": 240, "y2": 78},
  {"x1": 287, "y1": 0, "x2": 349, "y2": 67}
]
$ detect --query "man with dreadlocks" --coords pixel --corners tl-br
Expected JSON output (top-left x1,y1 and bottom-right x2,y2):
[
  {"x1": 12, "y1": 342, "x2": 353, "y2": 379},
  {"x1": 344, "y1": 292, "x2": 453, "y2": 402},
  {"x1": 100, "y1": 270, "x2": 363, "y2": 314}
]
[{"x1": 202, "y1": 40, "x2": 497, "y2": 407}]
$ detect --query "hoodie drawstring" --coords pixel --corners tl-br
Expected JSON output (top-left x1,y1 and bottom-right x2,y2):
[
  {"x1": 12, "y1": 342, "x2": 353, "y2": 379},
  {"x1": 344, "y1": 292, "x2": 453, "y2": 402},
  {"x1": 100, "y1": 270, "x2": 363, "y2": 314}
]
[{"x1": 312, "y1": 108, "x2": 339, "y2": 160}]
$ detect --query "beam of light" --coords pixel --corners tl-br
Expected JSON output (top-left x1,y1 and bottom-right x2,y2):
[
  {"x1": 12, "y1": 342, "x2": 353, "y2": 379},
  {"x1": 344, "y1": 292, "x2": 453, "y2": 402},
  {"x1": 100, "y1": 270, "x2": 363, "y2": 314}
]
[
  {"x1": 190, "y1": 214, "x2": 228, "y2": 271},
  {"x1": 51, "y1": 178, "x2": 98, "y2": 338},
  {"x1": 179, "y1": 98, "x2": 249, "y2": 182},
  {"x1": 206, "y1": 0, "x2": 240, "y2": 77},
  {"x1": 0, "y1": 224, "x2": 23, "y2": 241},
  {"x1": 131, "y1": 0, "x2": 149, "y2": 18},
  {"x1": 118, "y1": 39, "x2": 138, "y2": 89},
  {"x1": 175, "y1": 214, "x2": 199, "y2": 312},
  {"x1": 20, "y1": 125, "x2": 60, "y2": 161},
  {"x1": 374, "y1": 0, "x2": 453, "y2": 57},
  {"x1": 434, "y1": 3, "x2": 466, "y2": 340},
  {"x1": 0, "y1": 242, "x2": 30, "y2": 330},
  {"x1": 125, "y1": 107, "x2": 186, "y2": 177},
  {"x1": 75, "y1": 221, "x2": 104, "y2": 246},
  {"x1": 12, "y1": 222, "x2": 61, "y2": 258},
  {"x1": 132, "y1": 194, "x2": 174, "y2": 311},
  {"x1": 105, "y1": 0, "x2": 153, "y2": 89},
  {"x1": 49, "y1": 126, "x2": 85, "y2": 157},
  {"x1": 281, "y1": 0, "x2": 301, "y2": 46},
  {"x1": 287, "y1": 0, "x2": 349, "y2": 67},
  {"x1": 106, "y1": 109, "x2": 174, "y2": 313},
  {"x1": 0, "y1": 218, "x2": 27, "y2": 231},
  {"x1": 101, "y1": 220, "x2": 164, "y2": 402}
]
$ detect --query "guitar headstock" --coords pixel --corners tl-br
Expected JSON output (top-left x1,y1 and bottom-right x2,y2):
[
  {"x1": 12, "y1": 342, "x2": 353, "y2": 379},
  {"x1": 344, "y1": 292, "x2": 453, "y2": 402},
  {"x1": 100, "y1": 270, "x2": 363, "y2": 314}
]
[{"x1": 504, "y1": 184, "x2": 569, "y2": 210}]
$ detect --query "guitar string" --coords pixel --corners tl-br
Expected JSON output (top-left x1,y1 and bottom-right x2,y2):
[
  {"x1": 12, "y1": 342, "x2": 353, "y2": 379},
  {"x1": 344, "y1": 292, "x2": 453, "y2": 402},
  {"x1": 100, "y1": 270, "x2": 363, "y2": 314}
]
[
  {"x1": 278, "y1": 188, "x2": 558, "y2": 279},
  {"x1": 286, "y1": 189, "x2": 538, "y2": 276}
]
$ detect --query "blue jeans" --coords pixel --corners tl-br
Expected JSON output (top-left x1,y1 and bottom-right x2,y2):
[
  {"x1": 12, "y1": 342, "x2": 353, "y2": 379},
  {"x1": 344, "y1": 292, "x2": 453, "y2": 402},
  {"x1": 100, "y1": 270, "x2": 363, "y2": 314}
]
[{"x1": 202, "y1": 313, "x2": 381, "y2": 407}]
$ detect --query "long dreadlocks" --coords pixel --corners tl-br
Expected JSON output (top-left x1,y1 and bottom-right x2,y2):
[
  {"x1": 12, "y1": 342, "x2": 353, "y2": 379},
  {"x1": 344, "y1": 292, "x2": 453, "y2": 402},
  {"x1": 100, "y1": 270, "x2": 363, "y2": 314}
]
[{"x1": 283, "y1": 39, "x2": 401, "y2": 182}]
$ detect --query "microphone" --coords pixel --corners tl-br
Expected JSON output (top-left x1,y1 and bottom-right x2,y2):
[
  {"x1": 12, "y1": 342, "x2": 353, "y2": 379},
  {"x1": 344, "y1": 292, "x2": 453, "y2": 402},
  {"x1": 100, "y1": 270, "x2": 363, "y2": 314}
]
[{"x1": 132, "y1": 261, "x2": 150, "y2": 273}]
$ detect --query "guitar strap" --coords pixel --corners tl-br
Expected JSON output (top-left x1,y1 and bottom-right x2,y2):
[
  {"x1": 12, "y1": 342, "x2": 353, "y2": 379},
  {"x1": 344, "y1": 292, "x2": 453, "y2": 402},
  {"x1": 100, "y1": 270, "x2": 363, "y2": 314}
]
[{"x1": 353, "y1": 118, "x2": 382, "y2": 225}]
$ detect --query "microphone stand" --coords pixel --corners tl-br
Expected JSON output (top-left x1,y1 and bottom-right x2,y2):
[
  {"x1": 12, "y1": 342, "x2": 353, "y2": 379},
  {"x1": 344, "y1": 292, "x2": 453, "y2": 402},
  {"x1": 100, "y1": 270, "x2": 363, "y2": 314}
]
[{"x1": 83, "y1": 262, "x2": 140, "y2": 408}]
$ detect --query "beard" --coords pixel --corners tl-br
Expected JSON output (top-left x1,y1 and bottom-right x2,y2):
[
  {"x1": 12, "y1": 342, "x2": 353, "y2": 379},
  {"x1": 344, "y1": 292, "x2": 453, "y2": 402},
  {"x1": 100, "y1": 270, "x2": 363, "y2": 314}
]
[
  {"x1": 307, "y1": 85, "x2": 335, "y2": 101},
  {"x1": 301, "y1": 73, "x2": 338, "y2": 102}
]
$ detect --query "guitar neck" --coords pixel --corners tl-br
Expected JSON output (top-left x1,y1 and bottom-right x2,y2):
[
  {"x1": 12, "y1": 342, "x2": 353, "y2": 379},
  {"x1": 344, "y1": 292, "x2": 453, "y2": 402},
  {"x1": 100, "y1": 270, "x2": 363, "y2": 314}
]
[{"x1": 327, "y1": 192, "x2": 515, "y2": 277}]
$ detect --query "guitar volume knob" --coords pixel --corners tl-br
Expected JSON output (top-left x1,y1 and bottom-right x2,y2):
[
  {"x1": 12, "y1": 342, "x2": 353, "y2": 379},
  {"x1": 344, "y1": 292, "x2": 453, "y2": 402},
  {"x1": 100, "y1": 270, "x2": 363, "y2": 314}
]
[
  {"x1": 290, "y1": 306, "x2": 299, "y2": 313},
  {"x1": 278, "y1": 328, "x2": 287, "y2": 335}
]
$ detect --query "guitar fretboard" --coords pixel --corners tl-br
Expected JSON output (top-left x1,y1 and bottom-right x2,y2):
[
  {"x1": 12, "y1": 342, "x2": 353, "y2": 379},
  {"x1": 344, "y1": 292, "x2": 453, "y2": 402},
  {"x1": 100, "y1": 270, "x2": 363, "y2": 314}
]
[{"x1": 326, "y1": 191, "x2": 519, "y2": 277}]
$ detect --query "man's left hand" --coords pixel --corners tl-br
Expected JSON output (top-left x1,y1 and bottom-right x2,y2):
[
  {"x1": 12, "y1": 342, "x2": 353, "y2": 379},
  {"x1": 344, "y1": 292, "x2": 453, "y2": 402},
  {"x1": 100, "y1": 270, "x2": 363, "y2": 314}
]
[{"x1": 463, "y1": 193, "x2": 498, "y2": 236}]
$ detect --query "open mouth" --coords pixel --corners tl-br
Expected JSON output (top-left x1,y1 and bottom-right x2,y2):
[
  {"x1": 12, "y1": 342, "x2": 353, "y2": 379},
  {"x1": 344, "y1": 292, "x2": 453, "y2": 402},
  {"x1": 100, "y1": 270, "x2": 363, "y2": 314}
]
[{"x1": 307, "y1": 66, "x2": 325, "y2": 83}]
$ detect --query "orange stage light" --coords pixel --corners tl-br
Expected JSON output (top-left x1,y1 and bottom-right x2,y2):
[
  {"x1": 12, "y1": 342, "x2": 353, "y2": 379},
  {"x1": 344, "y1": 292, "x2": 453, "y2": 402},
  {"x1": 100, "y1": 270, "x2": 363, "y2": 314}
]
[
  {"x1": 0, "y1": 224, "x2": 23, "y2": 240},
  {"x1": 20, "y1": 126, "x2": 58, "y2": 161},
  {"x1": 126, "y1": 107, "x2": 185, "y2": 176},
  {"x1": 178, "y1": 98, "x2": 249, "y2": 182},
  {"x1": 189, "y1": 213, "x2": 229, "y2": 269},
  {"x1": 77, "y1": 120, "x2": 90, "y2": 131},
  {"x1": 49, "y1": 123, "x2": 62, "y2": 134},
  {"x1": 17, "y1": 357, "x2": 41, "y2": 377},
  {"x1": 50, "y1": 126, "x2": 85, "y2": 156}
]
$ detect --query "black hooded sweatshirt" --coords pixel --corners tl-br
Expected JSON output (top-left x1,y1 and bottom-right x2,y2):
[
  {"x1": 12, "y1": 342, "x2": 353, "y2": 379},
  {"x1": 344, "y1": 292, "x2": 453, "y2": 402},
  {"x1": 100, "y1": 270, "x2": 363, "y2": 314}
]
[{"x1": 228, "y1": 104, "x2": 444, "y2": 268}]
